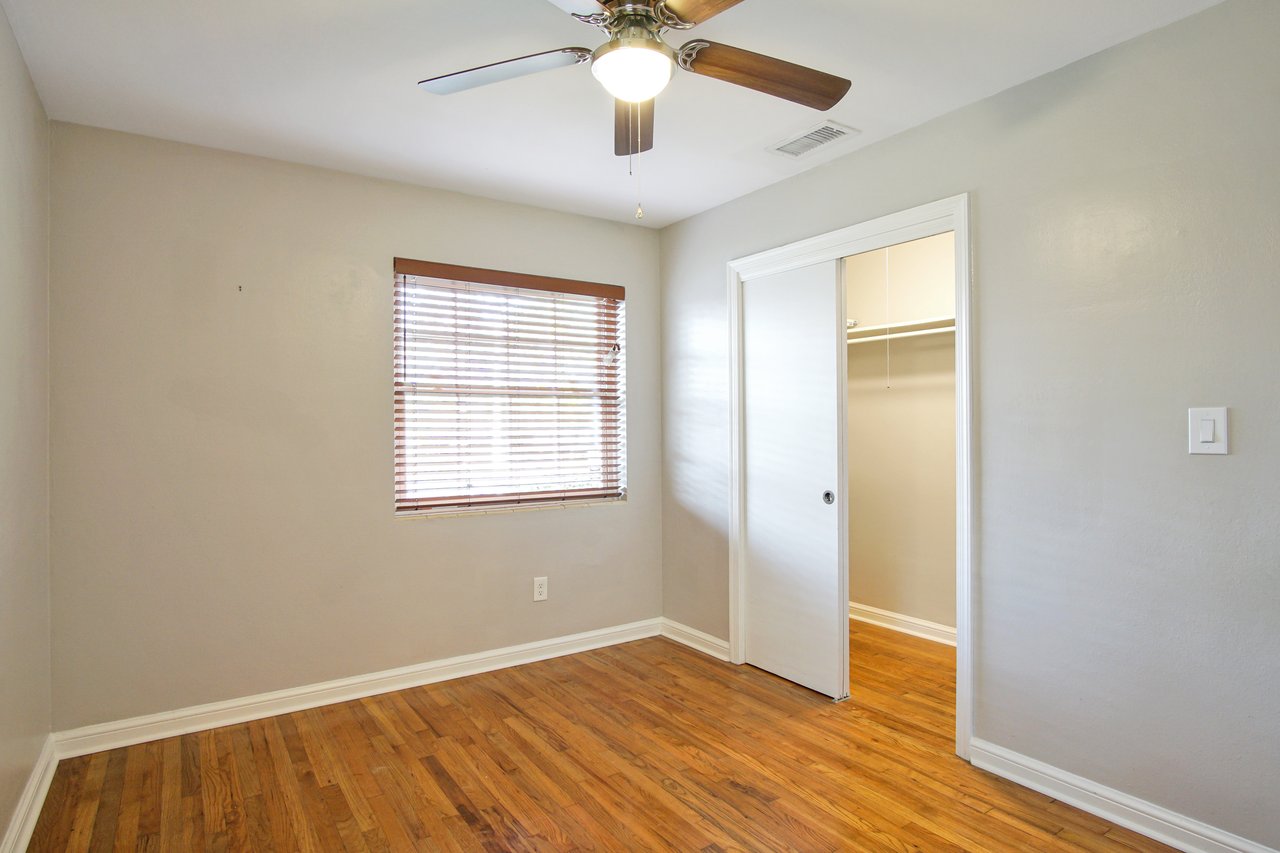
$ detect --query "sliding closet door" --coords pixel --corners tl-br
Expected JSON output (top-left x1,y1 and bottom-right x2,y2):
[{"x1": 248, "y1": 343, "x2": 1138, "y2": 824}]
[{"x1": 742, "y1": 261, "x2": 848, "y2": 700}]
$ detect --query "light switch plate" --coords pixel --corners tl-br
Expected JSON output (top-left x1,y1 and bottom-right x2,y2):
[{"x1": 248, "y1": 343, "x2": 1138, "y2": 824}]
[{"x1": 1188, "y1": 407, "x2": 1228, "y2": 455}]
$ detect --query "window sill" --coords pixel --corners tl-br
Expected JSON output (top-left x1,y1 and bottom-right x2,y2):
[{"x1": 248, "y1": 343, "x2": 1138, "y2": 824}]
[{"x1": 395, "y1": 495, "x2": 627, "y2": 521}]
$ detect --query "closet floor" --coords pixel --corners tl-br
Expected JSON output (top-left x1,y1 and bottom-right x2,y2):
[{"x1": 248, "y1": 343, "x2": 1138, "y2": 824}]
[{"x1": 29, "y1": 622, "x2": 1174, "y2": 851}]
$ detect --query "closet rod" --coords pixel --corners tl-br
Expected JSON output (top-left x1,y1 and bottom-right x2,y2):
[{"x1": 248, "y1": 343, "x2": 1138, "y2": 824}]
[{"x1": 846, "y1": 326, "x2": 956, "y2": 345}]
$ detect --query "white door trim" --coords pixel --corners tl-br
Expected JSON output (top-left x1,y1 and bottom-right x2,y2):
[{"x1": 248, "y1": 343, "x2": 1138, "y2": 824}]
[{"x1": 727, "y1": 194, "x2": 974, "y2": 758}]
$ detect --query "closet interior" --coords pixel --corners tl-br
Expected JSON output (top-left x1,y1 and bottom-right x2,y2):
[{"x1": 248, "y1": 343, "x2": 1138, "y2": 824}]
[{"x1": 845, "y1": 232, "x2": 958, "y2": 641}]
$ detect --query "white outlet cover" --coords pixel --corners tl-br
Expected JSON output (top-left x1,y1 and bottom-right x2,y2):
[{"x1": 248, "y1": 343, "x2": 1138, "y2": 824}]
[{"x1": 1188, "y1": 407, "x2": 1228, "y2": 455}]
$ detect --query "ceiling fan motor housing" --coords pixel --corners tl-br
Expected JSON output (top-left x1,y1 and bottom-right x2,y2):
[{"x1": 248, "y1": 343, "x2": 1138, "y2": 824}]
[
  {"x1": 592, "y1": 27, "x2": 676, "y2": 65},
  {"x1": 593, "y1": 3, "x2": 676, "y2": 57}
]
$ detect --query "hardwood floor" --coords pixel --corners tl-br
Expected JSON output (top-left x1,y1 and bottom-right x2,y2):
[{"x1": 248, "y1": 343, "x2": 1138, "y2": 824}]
[{"x1": 29, "y1": 622, "x2": 1174, "y2": 851}]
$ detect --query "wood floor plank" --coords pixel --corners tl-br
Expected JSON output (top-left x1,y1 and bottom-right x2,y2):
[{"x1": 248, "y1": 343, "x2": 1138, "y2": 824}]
[
  {"x1": 364, "y1": 731, "x2": 466, "y2": 851},
  {"x1": 63, "y1": 751, "x2": 109, "y2": 853},
  {"x1": 86, "y1": 747, "x2": 128, "y2": 853},
  {"x1": 297, "y1": 707, "x2": 380, "y2": 836},
  {"x1": 109, "y1": 747, "x2": 144, "y2": 853},
  {"x1": 29, "y1": 622, "x2": 1179, "y2": 852},
  {"x1": 137, "y1": 743, "x2": 166, "y2": 850},
  {"x1": 193, "y1": 731, "x2": 221, "y2": 849},
  {"x1": 245, "y1": 719, "x2": 303, "y2": 852},
  {"x1": 156, "y1": 739, "x2": 184, "y2": 851},
  {"x1": 261, "y1": 717, "x2": 329, "y2": 853}
]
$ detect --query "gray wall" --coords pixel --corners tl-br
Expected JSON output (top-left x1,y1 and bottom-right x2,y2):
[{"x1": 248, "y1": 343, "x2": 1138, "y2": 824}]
[
  {"x1": 49, "y1": 124, "x2": 663, "y2": 731},
  {"x1": 0, "y1": 0, "x2": 51, "y2": 832},
  {"x1": 660, "y1": 0, "x2": 1279, "y2": 846}
]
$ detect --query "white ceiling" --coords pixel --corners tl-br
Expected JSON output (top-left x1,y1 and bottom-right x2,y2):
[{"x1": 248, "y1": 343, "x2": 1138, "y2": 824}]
[{"x1": 4, "y1": 0, "x2": 1224, "y2": 227}]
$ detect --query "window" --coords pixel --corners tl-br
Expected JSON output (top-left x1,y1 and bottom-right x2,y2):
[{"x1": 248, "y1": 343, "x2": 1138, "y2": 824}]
[{"x1": 393, "y1": 258, "x2": 626, "y2": 515}]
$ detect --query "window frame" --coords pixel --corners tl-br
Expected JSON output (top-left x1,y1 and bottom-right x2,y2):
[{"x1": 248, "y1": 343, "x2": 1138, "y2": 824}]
[{"x1": 392, "y1": 257, "x2": 627, "y2": 517}]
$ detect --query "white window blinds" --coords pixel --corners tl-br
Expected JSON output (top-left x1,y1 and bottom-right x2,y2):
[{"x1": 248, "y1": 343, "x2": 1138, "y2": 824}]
[{"x1": 393, "y1": 259, "x2": 626, "y2": 514}]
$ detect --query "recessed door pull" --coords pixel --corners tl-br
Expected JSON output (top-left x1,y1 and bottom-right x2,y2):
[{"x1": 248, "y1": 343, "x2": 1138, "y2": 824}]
[{"x1": 822, "y1": 491, "x2": 835, "y2": 504}]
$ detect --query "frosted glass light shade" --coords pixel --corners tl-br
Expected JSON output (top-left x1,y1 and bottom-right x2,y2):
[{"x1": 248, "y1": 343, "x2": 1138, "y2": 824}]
[{"x1": 591, "y1": 44, "x2": 674, "y2": 103}]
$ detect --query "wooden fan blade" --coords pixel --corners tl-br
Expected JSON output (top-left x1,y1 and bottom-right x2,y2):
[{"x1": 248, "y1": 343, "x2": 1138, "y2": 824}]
[
  {"x1": 419, "y1": 48, "x2": 592, "y2": 95},
  {"x1": 680, "y1": 41, "x2": 850, "y2": 111},
  {"x1": 661, "y1": 0, "x2": 746, "y2": 25},
  {"x1": 614, "y1": 99, "x2": 654, "y2": 156}
]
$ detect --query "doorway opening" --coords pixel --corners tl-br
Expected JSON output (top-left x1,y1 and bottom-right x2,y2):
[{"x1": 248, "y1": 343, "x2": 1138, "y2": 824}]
[
  {"x1": 845, "y1": 232, "x2": 959, "y2": 757},
  {"x1": 727, "y1": 195, "x2": 973, "y2": 757},
  {"x1": 845, "y1": 232, "x2": 958, "y2": 646}
]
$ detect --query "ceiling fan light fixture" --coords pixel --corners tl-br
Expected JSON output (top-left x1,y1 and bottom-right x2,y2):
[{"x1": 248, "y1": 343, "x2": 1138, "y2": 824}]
[{"x1": 591, "y1": 37, "x2": 675, "y2": 103}]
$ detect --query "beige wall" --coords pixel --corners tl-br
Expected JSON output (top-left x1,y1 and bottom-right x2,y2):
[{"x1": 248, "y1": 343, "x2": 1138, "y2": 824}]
[
  {"x1": 0, "y1": 2, "x2": 51, "y2": 832},
  {"x1": 49, "y1": 124, "x2": 663, "y2": 730},
  {"x1": 847, "y1": 236, "x2": 956, "y2": 627},
  {"x1": 661, "y1": 0, "x2": 1279, "y2": 847}
]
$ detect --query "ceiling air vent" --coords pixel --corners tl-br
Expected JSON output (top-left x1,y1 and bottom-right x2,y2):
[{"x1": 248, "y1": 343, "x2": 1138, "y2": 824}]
[{"x1": 770, "y1": 121, "x2": 860, "y2": 159}]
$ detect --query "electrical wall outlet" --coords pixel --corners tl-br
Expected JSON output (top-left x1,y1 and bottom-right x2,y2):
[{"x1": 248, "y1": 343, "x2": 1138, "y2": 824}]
[{"x1": 533, "y1": 576, "x2": 548, "y2": 602}]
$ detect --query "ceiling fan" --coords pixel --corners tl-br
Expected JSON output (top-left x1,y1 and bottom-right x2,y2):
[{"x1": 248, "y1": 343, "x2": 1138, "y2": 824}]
[{"x1": 418, "y1": 0, "x2": 852, "y2": 157}]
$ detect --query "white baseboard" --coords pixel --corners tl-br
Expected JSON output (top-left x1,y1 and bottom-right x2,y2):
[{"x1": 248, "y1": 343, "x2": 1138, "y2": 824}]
[
  {"x1": 55, "y1": 618, "x2": 664, "y2": 760},
  {"x1": 0, "y1": 735, "x2": 57, "y2": 853},
  {"x1": 970, "y1": 739, "x2": 1275, "y2": 853},
  {"x1": 849, "y1": 601, "x2": 957, "y2": 646},
  {"x1": 659, "y1": 618, "x2": 731, "y2": 661}
]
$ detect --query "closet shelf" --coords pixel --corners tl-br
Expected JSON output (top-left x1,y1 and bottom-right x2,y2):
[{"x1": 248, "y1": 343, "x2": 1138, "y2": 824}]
[{"x1": 846, "y1": 316, "x2": 955, "y2": 345}]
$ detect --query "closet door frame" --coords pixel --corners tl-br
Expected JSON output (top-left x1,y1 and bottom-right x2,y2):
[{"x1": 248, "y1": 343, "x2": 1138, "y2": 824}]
[{"x1": 727, "y1": 193, "x2": 974, "y2": 759}]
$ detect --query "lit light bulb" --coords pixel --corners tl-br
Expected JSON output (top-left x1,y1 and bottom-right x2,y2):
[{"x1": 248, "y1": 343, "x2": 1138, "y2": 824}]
[{"x1": 592, "y1": 41, "x2": 675, "y2": 103}]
